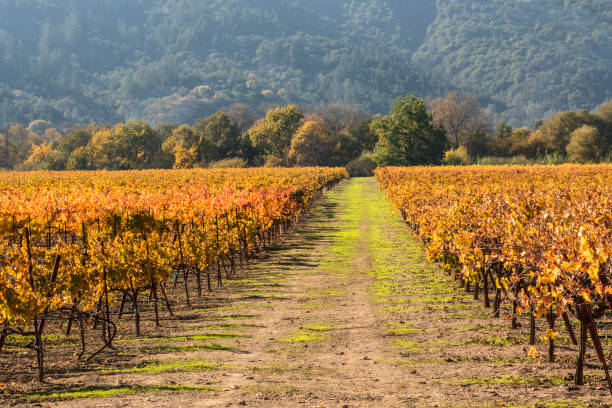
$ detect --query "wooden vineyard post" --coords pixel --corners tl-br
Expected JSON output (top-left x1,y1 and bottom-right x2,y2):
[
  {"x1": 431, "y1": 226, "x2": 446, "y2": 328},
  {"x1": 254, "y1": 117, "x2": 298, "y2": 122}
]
[
  {"x1": 529, "y1": 304, "x2": 536, "y2": 346},
  {"x1": 159, "y1": 283, "x2": 174, "y2": 317},
  {"x1": 241, "y1": 214, "x2": 249, "y2": 264},
  {"x1": 118, "y1": 291, "x2": 127, "y2": 319},
  {"x1": 206, "y1": 265, "x2": 212, "y2": 292},
  {"x1": 585, "y1": 304, "x2": 612, "y2": 396},
  {"x1": 0, "y1": 320, "x2": 8, "y2": 353},
  {"x1": 65, "y1": 307, "x2": 75, "y2": 336},
  {"x1": 195, "y1": 265, "x2": 202, "y2": 298},
  {"x1": 562, "y1": 312, "x2": 578, "y2": 346},
  {"x1": 575, "y1": 305, "x2": 588, "y2": 386},
  {"x1": 77, "y1": 307, "x2": 86, "y2": 359},
  {"x1": 511, "y1": 285, "x2": 520, "y2": 330},
  {"x1": 546, "y1": 308, "x2": 556, "y2": 363},
  {"x1": 24, "y1": 228, "x2": 35, "y2": 288},
  {"x1": 235, "y1": 208, "x2": 248, "y2": 267},
  {"x1": 133, "y1": 289, "x2": 140, "y2": 336},
  {"x1": 151, "y1": 278, "x2": 160, "y2": 327},
  {"x1": 234, "y1": 208, "x2": 243, "y2": 268},
  {"x1": 92, "y1": 297, "x2": 103, "y2": 330},
  {"x1": 215, "y1": 215, "x2": 222, "y2": 286},
  {"x1": 99, "y1": 224, "x2": 113, "y2": 345},
  {"x1": 128, "y1": 277, "x2": 141, "y2": 336},
  {"x1": 175, "y1": 221, "x2": 190, "y2": 308},
  {"x1": 221, "y1": 256, "x2": 230, "y2": 279},
  {"x1": 35, "y1": 254, "x2": 61, "y2": 382},
  {"x1": 483, "y1": 269, "x2": 490, "y2": 308},
  {"x1": 225, "y1": 212, "x2": 235, "y2": 277},
  {"x1": 103, "y1": 266, "x2": 113, "y2": 343},
  {"x1": 511, "y1": 299, "x2": 518, "y2": 330},
  {"x1": 493, "y1": 279, "x2": 501, "y2": 318}
]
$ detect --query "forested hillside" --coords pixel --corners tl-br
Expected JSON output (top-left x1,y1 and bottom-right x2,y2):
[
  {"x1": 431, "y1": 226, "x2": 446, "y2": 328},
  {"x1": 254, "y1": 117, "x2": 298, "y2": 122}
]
[
  {"x1": 414, "y1": 0, "x2": 612, "y2": 126},
  {"x1": 0, "y1": 0, "x2": 611, "y2": 129},
  {"x1": 0, "y1": 0, "x2": 440, "y2": 128}
]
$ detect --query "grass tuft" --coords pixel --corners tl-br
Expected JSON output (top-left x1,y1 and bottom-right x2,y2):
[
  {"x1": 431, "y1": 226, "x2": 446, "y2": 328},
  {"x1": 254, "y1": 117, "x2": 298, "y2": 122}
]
[
  {"x1": 301, "y1": 324, "x2": 335, "y2": 331},
  {"x1": 279, "y1": 331, "x2": 326, "y2": 343}
]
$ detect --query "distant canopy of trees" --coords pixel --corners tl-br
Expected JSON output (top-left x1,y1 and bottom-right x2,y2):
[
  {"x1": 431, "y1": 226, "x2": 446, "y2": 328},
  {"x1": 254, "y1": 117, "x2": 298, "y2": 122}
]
[
  {"x1": 6, "y1": 102, "x2": 378, "y2": 171},
  {"x1": 2, "y1": 93, "x2": 612, "y2": 172},
  {"x1": 485, "y1": 101, "x2": 612, "y2": 163}
]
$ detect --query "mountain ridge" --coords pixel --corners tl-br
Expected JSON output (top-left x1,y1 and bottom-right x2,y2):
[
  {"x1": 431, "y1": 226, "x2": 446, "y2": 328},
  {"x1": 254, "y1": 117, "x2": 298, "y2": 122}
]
[{"x1": 0, "y1": 0, "x2": 610, "y2": 129}]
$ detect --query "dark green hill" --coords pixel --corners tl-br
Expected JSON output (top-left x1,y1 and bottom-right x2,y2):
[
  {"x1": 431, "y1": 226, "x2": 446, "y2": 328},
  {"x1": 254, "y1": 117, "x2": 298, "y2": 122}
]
[
  {"x1": 0, "y1": 0, "x2": 610, "y2": 128},
  {"x1": 414, "y1": 0, "x2": 612, "y2": 126}
]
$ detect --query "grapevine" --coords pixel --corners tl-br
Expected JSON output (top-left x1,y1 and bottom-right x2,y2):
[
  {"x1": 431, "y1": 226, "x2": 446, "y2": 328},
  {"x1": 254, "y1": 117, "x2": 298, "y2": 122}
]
[
  {"x1": 0, "y1": 167, "x2": 347, "y2": 381},
  {"x1": 375, "y1": 165, "x2": 612, "y2": 391}
]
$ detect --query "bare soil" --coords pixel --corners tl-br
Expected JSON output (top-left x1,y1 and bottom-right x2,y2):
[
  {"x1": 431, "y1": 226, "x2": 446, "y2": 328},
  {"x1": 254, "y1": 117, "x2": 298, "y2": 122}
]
[{"x1": 2, "y1": 178, "x2": 611, "y2": 408}]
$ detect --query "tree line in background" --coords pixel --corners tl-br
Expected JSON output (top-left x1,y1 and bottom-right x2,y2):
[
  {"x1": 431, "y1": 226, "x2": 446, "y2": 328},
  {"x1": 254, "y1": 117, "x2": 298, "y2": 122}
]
[{"x1": 2, "y1": 93, "x2": 611, "y2": 175}]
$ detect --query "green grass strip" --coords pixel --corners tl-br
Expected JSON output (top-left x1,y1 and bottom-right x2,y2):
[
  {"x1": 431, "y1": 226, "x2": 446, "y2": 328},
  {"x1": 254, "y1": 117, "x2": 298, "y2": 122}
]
[
  {"x1": 142, "y1": 343, "x2": 232, "y2": 353},
  {"x1": 20, "y1": 384, "x2": 212, "y2": 401},
  {"x1": 117, "y1": 332, "x2": 246, "y2": 343},
  {"x1": 102, "y1": 359, "x2": 222, "y2": 374}
]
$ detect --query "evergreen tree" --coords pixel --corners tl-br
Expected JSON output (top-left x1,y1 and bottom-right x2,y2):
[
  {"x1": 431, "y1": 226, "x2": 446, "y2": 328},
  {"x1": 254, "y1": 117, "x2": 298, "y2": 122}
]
[{"x1": 371, "y1": 95, "x2": 447, "y2": 166}]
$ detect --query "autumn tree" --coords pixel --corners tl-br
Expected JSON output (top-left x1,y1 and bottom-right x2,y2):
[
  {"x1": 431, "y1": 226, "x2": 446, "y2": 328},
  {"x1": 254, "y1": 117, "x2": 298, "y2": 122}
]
[
  {"x1": 21, "y1": 129, "x2": 67, "y2": 170},
  {"x1": 488, "y1": 121, "x2": 515, "y2": 156},
  {"x1": 227, "y1": 103, "x2": 257, "y2": 133},
  {"x1": 162, "y1": 125, "x2": 206, "y2": 169},
  {"x1": 429, "y1": 92, "x2": 484, "y2": 149},
  {"x1": 566, "y1": 125, "x2": 603, "y2": 163},
  {"x1": 57, "y1": 128, "x2": 91, "y2": 155},
  {"x1": 595, "y1": 100, "x2": 612, "y2": 153},
  {"x1": 195, "y1": 111, "x2": 242, "y2": 162},
  {"x1": 372, "y1": 95, "x2": 447, "y2": 166},
  {"x1": 0, "y1": 124, "x2": 42, "y2": 169},
  {"x1": 313, "y1": 104, "x2": 376, "y2": 163},
  {"x1": 525, "y1": 109, "x2": 609, "y2": 158},
  {"x1": 65, "y1": 146, "x2": 91, "y2": 170},
  {"x1": 462, "y1": 129, "x2": 490, "y2": 158},
  {"x1": 23, "y1": 141, "x2": 55, "y2": 170},
  {"x1": 28, "y1": 128, "x2": 94, "y2": 170},
  {"x1": 288, "y1": 121, "x2": 332, "y2": 166},
  {"x1": 507, "y1": 128, "x2": 532, "y2": 156},
  {"x1": 597, "y1": 99, "x2": 612, "y2": 124},
  {"x1": 248, "y1": 105, "x2": 304, "y2": 164},
  {"x1": 314, "y1": 104, "x2": 366, "y2": 136},
  {"x1": 89, "y1": 121, "x2": 162, "y2": 170}
]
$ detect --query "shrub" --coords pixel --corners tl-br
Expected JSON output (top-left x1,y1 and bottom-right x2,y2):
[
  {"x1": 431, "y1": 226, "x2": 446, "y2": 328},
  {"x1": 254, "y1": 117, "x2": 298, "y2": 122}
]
[
  {"x1": 443, "y1": 147, "x2": 470, "y2": 165},
  {"x1": 475, "y1": 155, "x2": 531, "y2": 166},
  {"x1": 263, "y1": 156, "x2": 284, "y2": 168},
  {"x1": 208, "y1": 157, "x2": 248, "y2": 168},
  {"x1": 345, "y1": 151, "x2": 377, "y2": 177}
]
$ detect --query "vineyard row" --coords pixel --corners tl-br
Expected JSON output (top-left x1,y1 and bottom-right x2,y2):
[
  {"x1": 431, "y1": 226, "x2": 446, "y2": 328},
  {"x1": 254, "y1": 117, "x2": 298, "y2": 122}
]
[
  {"x1": 0, "y1": 167, "x2": 348, "y2": 380},
  {"x1": 375, "y1": 165, "x2": 612, "y2": 392}
]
